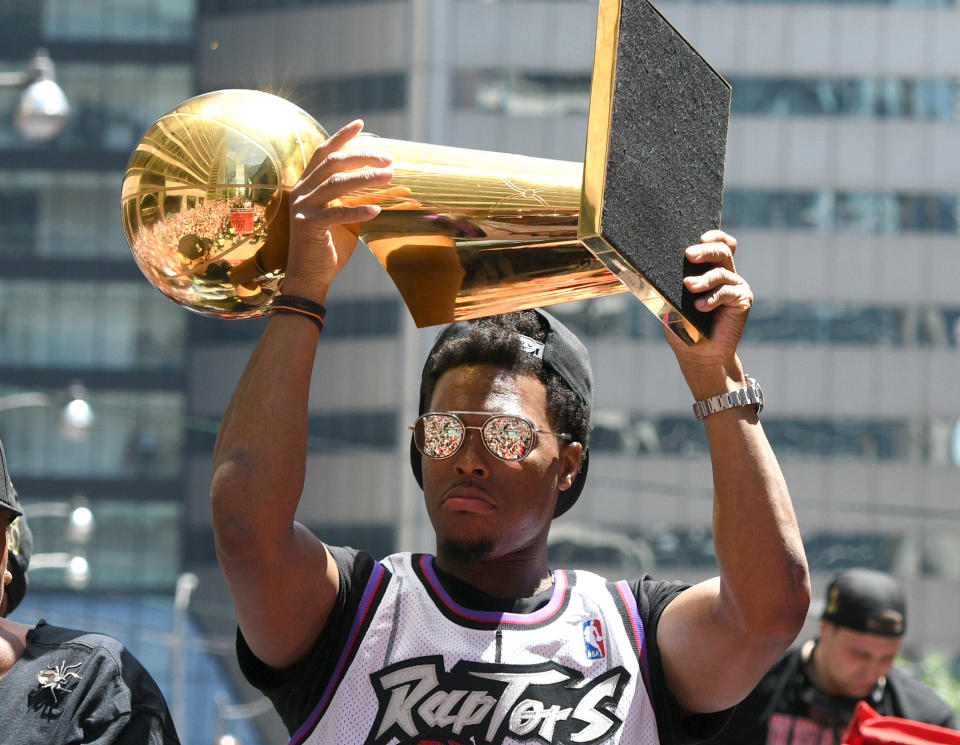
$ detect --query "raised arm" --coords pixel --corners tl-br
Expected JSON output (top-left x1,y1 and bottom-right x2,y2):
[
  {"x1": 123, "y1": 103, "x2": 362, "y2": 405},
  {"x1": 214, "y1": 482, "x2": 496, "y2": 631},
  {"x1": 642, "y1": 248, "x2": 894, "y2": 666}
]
[
  {"x1": 656, "y1": 230, "x2": 810, "y2": 714},
  {"x1": 210, "y1": 121, "x2": 393, "y2": 669}
]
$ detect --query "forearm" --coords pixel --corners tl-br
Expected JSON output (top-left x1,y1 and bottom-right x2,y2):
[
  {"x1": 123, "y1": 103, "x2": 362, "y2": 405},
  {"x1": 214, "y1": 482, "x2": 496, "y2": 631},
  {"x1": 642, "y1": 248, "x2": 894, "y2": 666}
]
[
  {"x1": 211, "y1": 313, "x2": 321, "y2": 557},
  {"x1": 705, "y1": 409, "x2": 809, "y2": 635},
  {"x1": 677, "y1": 352, "x2": 808, "y2": 631}
]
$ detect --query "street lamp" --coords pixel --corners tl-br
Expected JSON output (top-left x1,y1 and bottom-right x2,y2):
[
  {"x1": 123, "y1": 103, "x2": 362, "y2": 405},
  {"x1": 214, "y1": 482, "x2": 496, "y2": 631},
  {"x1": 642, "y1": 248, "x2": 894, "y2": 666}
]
[
  {"x1": 0, "y1": 48, "x2": 70, "y2": 141},
  {"x1": 23, "y1": 495, "x2": 96, "y2": 590},
  {"x1": 0, "y1": 381, "x2": 95, "y2": 440}
]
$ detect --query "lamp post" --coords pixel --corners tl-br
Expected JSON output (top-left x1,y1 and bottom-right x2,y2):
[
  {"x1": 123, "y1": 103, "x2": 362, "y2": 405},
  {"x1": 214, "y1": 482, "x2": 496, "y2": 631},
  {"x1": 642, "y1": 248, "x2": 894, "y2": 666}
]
[
  {"x1": 0, "y1": 48, "x2": 70, "y2": 141},
  {"x1": 0, "y1": 386, "x2": 96, "y2": 589},
  {"x1": 171, "y1": 571, "x2": 199, "y2": 735},
  {"x1": 0, "y1": 382, "x2": 95, "y2": 440},
  {"x1": 22, "y1": 496, "x2": 96, "y2": 590}
]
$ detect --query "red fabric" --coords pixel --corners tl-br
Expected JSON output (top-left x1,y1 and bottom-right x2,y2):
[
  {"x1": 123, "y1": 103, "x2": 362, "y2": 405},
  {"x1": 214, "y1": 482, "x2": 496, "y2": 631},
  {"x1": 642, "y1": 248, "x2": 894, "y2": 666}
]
[{"x1": 843, "y1": 702, "x2": 960, "y2": 745}]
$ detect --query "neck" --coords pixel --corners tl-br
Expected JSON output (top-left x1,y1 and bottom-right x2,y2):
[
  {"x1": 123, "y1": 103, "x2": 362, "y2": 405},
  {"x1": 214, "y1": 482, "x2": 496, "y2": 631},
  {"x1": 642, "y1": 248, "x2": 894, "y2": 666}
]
[
  {"x1": 804, "y1": 638, "x2": 843, "y2": 697},
  {"x1": 0, "y1": 618, "x2": 31, "y2": 678},
  {"x1": 434, "y1": 552, "x2": 553, "y2": 599}
]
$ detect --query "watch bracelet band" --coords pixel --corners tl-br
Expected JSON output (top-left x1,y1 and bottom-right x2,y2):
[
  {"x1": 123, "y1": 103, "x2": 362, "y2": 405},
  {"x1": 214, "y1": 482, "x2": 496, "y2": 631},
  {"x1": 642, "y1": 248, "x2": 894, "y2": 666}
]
[{"x1": 692, "y1": 376, "x2": 763, "y2": 421}]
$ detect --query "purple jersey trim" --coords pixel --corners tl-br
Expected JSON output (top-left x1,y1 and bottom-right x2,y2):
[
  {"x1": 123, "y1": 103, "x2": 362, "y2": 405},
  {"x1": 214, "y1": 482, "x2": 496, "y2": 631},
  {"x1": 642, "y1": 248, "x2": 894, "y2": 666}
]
[
  {"x1": 289, "y1": 561, "x2": 387, "y2": 745},
  {"x1": 614, "y1": 579, "x2": 652, "y2": 699},
  {"x1": 420, "y1": 554, "x2": 569, "y2": 625}
]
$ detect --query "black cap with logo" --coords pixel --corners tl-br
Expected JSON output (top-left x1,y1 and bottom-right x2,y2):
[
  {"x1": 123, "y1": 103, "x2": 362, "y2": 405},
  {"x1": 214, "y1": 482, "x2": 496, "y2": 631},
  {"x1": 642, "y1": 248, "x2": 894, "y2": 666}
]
[{"x1": 822, "y1": 568, "x2": 906, "y2": 637}]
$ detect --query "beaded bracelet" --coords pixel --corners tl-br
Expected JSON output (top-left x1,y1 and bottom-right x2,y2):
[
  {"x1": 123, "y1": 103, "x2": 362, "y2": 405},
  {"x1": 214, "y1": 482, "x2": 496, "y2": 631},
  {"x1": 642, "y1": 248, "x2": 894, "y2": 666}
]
[{"x1": 272, "y1": 295, "x2": 326, "y2": 333}]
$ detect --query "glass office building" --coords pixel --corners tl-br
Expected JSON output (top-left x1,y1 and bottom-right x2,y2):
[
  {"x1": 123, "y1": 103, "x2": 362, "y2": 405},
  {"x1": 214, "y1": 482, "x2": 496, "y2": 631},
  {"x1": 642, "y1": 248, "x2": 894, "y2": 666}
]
[
  {"x1": 0, "y1": 2, "x2": 262, "y2": 743},
  {"x1": 2, "y1": 0, "x2": 957, "y2": 740}
]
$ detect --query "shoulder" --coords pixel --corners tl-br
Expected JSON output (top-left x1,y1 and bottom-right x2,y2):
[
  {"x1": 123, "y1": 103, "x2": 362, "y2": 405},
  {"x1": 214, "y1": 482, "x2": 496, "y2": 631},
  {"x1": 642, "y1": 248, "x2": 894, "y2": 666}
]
[
  {"x1": 9, "y1": 622, "x2": 179, "y2": 744},
  {"x1": 885, "y1": 667, "x2": 957, "y2": 726},
  {"x1": 27, "y1": 620, "x2": 128, "y2": 670},
  {"x1": 629, "y1": 574, "x2": 690, "y2": 623},
  {"x1": 29, "y1": 620, "x2": 167, "y2": 695}
]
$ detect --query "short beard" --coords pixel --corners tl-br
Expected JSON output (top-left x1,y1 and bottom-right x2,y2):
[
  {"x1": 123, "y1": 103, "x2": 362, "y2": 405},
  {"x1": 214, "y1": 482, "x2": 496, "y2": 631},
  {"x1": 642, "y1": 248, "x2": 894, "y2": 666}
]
[{"x1": 438, "y1": 537, "x2": 494, "y2": 564}]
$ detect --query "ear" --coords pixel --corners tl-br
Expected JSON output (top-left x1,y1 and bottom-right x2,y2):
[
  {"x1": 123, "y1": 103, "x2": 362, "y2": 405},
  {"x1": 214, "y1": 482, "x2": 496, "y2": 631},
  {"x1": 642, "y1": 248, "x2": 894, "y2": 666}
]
[
  {"x1": 2, "y1": 570, "x2": 11, "y2": 587},
  {"x1": 558, "y1": 442, "x2": 584, "y2": 491}
]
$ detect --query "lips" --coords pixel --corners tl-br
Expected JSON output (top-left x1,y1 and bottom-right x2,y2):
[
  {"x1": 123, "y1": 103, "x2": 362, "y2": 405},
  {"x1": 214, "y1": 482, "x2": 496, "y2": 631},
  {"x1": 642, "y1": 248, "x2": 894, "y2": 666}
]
[{"x1": 442, "y1": 484, "x2": 495, "y2": 513}]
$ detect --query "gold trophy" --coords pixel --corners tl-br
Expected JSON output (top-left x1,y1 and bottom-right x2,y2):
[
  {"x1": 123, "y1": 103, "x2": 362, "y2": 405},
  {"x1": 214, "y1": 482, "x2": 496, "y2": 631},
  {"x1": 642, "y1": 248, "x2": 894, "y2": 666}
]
[{"x1": 121, "y1": 0, "x2": 730, "y2": 342}]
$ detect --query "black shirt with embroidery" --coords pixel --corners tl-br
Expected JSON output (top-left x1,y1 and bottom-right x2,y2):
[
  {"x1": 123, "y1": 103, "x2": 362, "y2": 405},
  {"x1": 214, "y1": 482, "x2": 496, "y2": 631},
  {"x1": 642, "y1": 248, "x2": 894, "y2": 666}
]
[
  {"x1": 0, "y1": 620, "x2": 180, "y2": 745},
  {"x1": 706, "y1": 644, "x2": 957, "y2": 745},
  {"x1": 237, "y1": 546, "x2": 731, "y2": 744}
]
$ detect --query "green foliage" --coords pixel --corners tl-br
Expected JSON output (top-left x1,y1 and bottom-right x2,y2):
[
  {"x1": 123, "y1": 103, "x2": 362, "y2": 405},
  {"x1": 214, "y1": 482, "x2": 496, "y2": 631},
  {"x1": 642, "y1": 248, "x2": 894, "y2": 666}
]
[{"x1": 898, "y1": 653, "x2": 960, "y2": 717}]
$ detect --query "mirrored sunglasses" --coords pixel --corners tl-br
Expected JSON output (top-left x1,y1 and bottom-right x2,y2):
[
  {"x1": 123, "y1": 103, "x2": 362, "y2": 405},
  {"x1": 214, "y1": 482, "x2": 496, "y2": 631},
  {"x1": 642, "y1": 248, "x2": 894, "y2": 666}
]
[{"x1": 411, "y1": 411, "x2": 571, "y2": 462}]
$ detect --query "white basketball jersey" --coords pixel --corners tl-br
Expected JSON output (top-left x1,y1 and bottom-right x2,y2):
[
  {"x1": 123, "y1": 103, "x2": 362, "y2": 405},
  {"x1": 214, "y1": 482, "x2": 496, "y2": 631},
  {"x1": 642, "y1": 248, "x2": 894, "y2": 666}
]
[{"x1": 289, "y1": 553, "x2": 662, "y2": 745}]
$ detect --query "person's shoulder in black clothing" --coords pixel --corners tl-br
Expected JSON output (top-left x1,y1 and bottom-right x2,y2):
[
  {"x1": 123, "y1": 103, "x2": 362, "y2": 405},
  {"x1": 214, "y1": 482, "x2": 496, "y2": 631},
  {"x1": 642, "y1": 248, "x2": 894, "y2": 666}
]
[
  {"x1": 2, "y1": 620, "x2": 180, "y2": 745},
  {"x1": 885, "y1": 666, "x2": 957, "y2": 729},
  {"x1": 709, "y1": 645, "x2": 803, "y2": 745}
]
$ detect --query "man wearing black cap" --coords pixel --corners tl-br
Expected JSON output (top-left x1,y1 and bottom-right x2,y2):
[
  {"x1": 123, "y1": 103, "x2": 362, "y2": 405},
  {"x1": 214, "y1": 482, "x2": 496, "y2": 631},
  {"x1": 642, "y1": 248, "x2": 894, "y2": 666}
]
[
  {"x1": 708, "y1": 568, "x2": 956, "y2": 745},
  {"x1": 0, "y1": 439, "x2": 181, "y2": 744},
  {"x1": 211, "y1": 123, "x2": 811, "y2": 744}
]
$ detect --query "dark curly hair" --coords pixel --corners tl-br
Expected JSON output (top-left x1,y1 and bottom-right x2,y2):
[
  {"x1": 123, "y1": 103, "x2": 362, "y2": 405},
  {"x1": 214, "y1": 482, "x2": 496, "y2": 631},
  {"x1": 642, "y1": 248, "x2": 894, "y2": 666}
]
[{"x1": 421, "y1": 310, "x2": 591, "y2": 448}]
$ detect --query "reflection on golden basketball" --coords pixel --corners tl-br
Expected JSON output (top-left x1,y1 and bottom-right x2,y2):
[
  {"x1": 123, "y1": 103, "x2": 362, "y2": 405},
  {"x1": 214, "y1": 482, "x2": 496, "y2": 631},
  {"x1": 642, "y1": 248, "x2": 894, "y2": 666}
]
[{"x1": 121, "y1": 89, "x2": 328, "y2": 318}]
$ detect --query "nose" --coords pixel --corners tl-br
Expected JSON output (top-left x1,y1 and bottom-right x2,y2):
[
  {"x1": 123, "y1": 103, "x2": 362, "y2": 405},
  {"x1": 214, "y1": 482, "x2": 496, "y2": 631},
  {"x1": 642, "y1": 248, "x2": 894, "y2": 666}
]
[{"x1": 453, "y1": 428, "x2": 490, "y2": 478}]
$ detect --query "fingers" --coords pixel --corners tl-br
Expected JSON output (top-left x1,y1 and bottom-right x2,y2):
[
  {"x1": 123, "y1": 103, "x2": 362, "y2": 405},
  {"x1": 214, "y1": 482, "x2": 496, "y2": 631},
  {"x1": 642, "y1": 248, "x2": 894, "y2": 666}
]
[
  {"x1": 700, "y1": 229, "x2": 737, "y2": 250},
  {"x1": 294, "y1": 119, "x2": 394, "y2": 215},
  {"x1": 685, "y1": 266, "x2": 753, "y2": 313},
  {"x1": 295, "y1": 164, "x2": 394, "y2": 212},
  {"x1": 292, "y1": 202, "x2": 382, "y2": 229},
  {"x1": 298, "y1": 151, "x2": 393, "y2": 195},
  {"x1": 686, "y1": 230, "x2": 738, "y2": 272},
  {"x1": 304, "y1": 119, "x2": 366, "y2": 171}
]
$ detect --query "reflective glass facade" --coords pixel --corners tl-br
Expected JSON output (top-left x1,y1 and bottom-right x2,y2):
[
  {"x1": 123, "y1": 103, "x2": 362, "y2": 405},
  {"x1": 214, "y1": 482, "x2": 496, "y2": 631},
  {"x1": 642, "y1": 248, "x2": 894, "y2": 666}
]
[
  {"x1": 724, "y1": 189, "x2": 959, "y2": 234},
  {"x1": 39, "y1": 0, "x2": 195, "y2": 42},
  {"x1": 454, "y1": 70, "x2": 959, "y2": 122},
  {"x1": 729, "y1": 76, "x2": 958, "y2": 120},
  {"x1": 0, "y1": 281, "x2": 187, "y2": 368},
  {"x1": 0, "y1": 0, "x2": 195, "y2": 595},
  {"x1": 549, "y1": 296, "x2": 960, "y2": 348}
]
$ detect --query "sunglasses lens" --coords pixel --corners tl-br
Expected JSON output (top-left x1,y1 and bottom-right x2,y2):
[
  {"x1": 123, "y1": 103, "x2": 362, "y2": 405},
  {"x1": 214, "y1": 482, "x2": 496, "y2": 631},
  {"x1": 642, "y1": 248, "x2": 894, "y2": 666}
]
[
  {"x1": 482, "y1": 415, "x2": 534, "y2": 461},
  {"x1": 416, "y1": 413, "x2": 465, "y2": 458}
]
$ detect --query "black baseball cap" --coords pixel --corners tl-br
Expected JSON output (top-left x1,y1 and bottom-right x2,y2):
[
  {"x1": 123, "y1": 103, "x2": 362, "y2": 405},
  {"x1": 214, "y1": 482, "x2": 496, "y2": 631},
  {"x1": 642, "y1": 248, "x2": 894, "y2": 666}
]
[
  {"x1": 0, "y1": 439, "x2": 23, "y2": 519},
  {"x1": 822, "y1": 568, "x2": 906, "y2": 637},
  {"x1": 410, "y1": 308, "x2": 593, "y2": 518},
  {"x1": 4, "y1": 513, "x2": 32, "y2": 615}
]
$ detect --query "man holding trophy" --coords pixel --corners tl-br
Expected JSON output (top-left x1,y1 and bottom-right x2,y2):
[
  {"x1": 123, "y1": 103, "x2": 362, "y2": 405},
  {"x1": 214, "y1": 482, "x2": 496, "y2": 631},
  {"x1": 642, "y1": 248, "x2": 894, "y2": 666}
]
[
  {"x1": 208, "y1": 114, "x2": 810, "y2": 744},
  {"x1": 113, "y1": 0, "x2": 811, "y2": 740}
]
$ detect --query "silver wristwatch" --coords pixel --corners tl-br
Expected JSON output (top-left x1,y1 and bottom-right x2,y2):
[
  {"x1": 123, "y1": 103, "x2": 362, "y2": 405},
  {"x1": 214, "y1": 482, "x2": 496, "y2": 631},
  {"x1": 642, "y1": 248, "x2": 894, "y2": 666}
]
[{"x1": 692, "y1": 376, "x2": 763, "y2": 421}]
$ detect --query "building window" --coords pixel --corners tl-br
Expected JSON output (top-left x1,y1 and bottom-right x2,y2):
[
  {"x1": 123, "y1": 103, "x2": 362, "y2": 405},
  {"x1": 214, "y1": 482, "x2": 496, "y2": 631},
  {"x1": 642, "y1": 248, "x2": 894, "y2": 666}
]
[
  {"x1": 38, "y1": 0, "x2": 196, "y2": 42},
  {"x1": 307, "y1": 411, "x2": 399, "y2": 451},
  {"x1": 590, "y1": 410, "x2": 957, "y2": 465},
  {"x1": 549, "y1": 296, "x2": 960, "y2": 348},
  {"x1": 0, "y1": 281, "x2": 187, "y2": 369},
  {"x1": 723, "y1": 189, "x2": 958, "y2": 234},
  {"x1": 0, "y1": 173, "x2": 139, "y2": 259},
  {"x1": 200, "y1": 0, "x2": 400, "y2": 12},
  {"x1": 729, "y1": 76, "x2": 958, "y2": 120},
  {"x1": 27, "y1": 499, "x2": 182, "y2": 590},
  {"x1": 294, "y1": 73, "x2": 407, "y2": 117},
  {"x1": 0, "y1": 387, "x2": 185, "y2": 478},
  {"x1": 0, "y1": 62, "x2": 193, "y2": 153},
  {"x1": 454, "y1": 70, "x2": 591, "y2": 116}
]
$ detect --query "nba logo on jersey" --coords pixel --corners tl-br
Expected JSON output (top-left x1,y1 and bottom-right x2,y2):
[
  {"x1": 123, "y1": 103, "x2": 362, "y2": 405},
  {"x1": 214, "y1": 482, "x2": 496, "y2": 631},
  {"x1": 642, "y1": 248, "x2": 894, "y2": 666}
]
[{"x1": 583, "y1": 619, "x2": 605, "y2": 660}]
